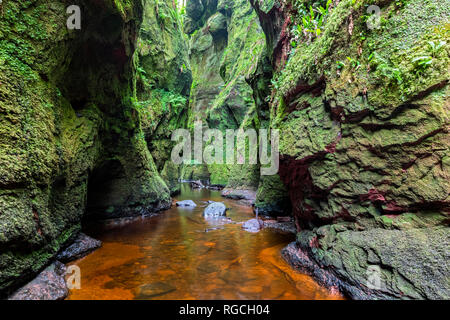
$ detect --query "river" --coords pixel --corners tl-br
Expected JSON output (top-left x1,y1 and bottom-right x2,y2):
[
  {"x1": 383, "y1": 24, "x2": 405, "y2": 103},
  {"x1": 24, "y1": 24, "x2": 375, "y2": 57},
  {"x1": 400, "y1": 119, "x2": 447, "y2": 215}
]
[{"x1": 66, "y1": 184, "x2": 342, "y2": 300}]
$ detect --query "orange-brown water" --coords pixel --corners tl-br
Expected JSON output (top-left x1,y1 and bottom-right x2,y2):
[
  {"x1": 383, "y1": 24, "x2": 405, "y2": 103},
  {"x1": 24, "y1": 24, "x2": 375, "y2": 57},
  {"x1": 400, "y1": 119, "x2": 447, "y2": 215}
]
[{"x1": 67, "y1": 184, "x2": 343, "y2": 300}]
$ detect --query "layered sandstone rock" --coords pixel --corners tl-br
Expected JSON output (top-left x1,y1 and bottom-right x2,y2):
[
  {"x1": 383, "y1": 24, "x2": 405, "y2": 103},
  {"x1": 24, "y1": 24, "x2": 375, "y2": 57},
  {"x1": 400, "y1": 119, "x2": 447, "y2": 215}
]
[{"x1": 250, "y1": 0, "x2": 449, "y2": 299}]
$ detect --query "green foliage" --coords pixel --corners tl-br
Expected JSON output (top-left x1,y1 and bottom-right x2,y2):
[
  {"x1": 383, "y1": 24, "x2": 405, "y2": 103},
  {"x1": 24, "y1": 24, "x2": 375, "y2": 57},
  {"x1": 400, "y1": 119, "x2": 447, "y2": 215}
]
[
  {"x1": 408, "y1": 40, "x2": 445, "y2": 75},
  {"x1": 138, "y1": 89, "x2": 187, "y2": 131},
  {"x1": 371, "y1": 53, "x2": 403, "y2": 85},
  {"x1": 292, "y1": 0, "x2": 333, "y2": 43},
  {"x1": 346, "y1": 56, "x2": 361, "y2": 70},
  {"x1": 394, "y1": 0, "x2": 409, "y2": 7},
  {"x1": 155, "y1": 0, "x2": 186, "y2": 31},
  {"x1": 336, "y1": 60, "x2": 346, "y2": 69},
  {"x1": 411, "y1": 55, "x2": 433, "y2": 74},
  {"x1": 427, "y1": 40, "x2": 446, "y2": 57}
]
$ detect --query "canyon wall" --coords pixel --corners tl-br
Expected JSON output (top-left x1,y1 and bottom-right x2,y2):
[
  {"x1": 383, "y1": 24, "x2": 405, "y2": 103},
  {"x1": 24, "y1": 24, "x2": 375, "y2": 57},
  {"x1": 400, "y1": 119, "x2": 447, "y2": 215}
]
[
  {"x1": 135, "y1": 0, "x2": 192, "y2": 195},
  {"x1": 181, "y1": 0, "x2": 266, "y2": 188},
  {"x1": 181, "y1": 0, "x2": 291, "y2": 215},
  {"x1": 251, "y1": 0, "x2": 449, "y2": 299},
  {"x1": 0, "y1": 0, "x2": 181, "y2": 295}
]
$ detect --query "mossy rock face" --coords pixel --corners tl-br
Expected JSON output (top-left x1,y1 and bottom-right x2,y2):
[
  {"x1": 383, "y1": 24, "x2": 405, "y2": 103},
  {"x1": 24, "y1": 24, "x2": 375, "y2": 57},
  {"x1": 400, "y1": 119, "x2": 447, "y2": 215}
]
[
  {"x1": 186, "y1": 0, "x2": 205, "y2": 21},
  {"x1": 269, "y1": 0, "x2": 450, "y2": 223},
  {"x1": 185, "y1": 0, "x2": 218, "y2": 34},
  {"x1": 0, "y1": 0, "x2": 170, "y2": 294},
  {"x1": 255, "y1": 175, "x2": 291, "y2": 217},
  {"x1": 180, "y1": 164, "x2": 211, "y2": 181},
  {"x1": 292, "y1": 224, "x2": 450, "y2": 300},
  {"x1": 251, "y1": 0, "x2": 450, "y2": 299},
  {"x1": 135, "y1": 0, "x2": 192, "y2": 186},
  {"x1": 207, "y1": 12, "x2": 227, "y2": 38},
  {"x1": 137, "y1": 0, "x2": 192, "y2": 96},
  {"x1": 161, "y1": 161, "x2": 181, "y2": 196},
  {"x1": 185, "y1": 0, "x2": 267, "y2": 188}
]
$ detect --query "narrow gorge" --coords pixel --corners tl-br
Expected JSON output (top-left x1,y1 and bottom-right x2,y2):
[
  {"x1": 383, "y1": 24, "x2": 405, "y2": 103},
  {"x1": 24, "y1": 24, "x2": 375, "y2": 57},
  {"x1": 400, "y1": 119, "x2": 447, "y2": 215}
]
[{"x1": 0, "y1": 0, "x2": 448, "y2": 300}]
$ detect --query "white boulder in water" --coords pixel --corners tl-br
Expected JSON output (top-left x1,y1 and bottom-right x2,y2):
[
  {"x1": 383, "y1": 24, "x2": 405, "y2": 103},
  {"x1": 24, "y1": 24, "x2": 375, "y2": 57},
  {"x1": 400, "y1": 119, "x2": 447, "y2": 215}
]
[
  {"x1": 242, "y1": 219, "x2": 264, "y2": 233},
  {"x1": 176, "y1": 200, "x2": 197, "y2": 207},
  {"x1": 204, "y1": 202, "x2": 227, "y2": 217}
]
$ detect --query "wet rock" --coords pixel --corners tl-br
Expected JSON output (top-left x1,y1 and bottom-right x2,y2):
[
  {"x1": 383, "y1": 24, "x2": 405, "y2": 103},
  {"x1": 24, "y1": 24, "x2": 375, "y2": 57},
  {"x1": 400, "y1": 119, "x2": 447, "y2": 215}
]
[
  {"x1": 207, "y1": 184, "x2": 225, "y2": 191},
  {"x1": 56, "y1": 233, "x2": 102, "y2": 263},
  {"x1": 242, "y1": 219, "x2": 264, "y2": 233},
  {"x1": 200, "y1": 200, "x2": 215, "y2": 207},
  {"x1": 136, "y1": 282, "x2": 176, "y2": 299},
  {"x1": 238, "y1": 199, "x2": 255, "y2": 206},
  {"x1": 263, "y1": 220, "x2": 297, "y2": 234},
  {"x1": 204, "y1": 202, "x2": 227, "y2": 217},
  {"x1": 9, "y1": 262, "x2": 68, "y2": 300},
  {"x1": 176, "y1": 200, "x2": 197, "y2": 208},
  {"x1": 221, "y1": 188, "x2": 256, "y2": 206},
  {"x1": 205, "y1": 227, "x2": 224, "y2": 232},
  {"x1": 190, "y1": 180, "x2": 205, "y2": 189}
]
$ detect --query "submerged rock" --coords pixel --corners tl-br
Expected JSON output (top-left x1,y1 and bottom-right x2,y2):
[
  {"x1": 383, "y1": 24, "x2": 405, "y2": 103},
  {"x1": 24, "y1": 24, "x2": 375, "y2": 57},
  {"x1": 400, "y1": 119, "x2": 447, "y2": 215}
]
[
  {"x1": 9, "y1": 262, "x2": 68, "y2": 300},
  {"x1": 56, "y1": 233, "x2": 102, "y2": 263},
  {"x1": 136, "y1": 282, "x2": 176, "y2": 299},
  {"x1": 204, "y1": 216, "x2": 233, "y2": 228},
  {"x1": 176, "y1": 200, "x2": 197, "y2": 208},
  {"x1": 204, "y1": 202, "x2": 227, "y2": 217},
  {"x1": 242, "y1": 219, "x2": 264, "y2": 233},
  {"x1": 205, "y1": 227, "x2": 224, "y2": 232}
]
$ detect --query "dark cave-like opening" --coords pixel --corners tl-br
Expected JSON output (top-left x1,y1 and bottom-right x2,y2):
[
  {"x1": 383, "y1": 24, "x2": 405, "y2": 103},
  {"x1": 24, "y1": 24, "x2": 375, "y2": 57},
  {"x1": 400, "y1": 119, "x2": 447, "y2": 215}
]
[{"x1": 85, "y1": 159, "x2": 127, "y2": 220}]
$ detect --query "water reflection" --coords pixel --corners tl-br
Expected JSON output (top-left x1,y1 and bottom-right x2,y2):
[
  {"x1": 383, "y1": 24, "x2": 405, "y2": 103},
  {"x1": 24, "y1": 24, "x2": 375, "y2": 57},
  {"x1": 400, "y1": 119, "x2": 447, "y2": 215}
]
[{"x1": 67, "y1": 184, "x2": 343, "y2": 300}]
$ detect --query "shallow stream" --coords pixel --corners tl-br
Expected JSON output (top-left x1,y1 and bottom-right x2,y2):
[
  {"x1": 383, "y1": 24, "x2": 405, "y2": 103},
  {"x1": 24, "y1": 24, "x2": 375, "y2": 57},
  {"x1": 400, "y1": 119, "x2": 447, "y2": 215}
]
[{"x1": 67, "y1": 184, "x2": 342, "y2": 300}]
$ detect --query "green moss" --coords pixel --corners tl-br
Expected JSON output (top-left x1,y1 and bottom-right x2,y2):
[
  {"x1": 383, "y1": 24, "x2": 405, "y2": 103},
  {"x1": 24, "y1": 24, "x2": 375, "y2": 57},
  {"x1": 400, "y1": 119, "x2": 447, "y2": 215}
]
[
  {"x1": 185, "y1": 0, "x2": 267, "y2": 187},
  {"x1": 0, "y1": 0, "x2": 174, "y2": 294},
  {"x1": 136, "y1": 0, "x2": 192, "y2": 170},
  {"x1": 255, "y1": 175, "x2": 291, "y2": 216},
  {"x1": 160, "y1": 161, "x2": 181, "y2": 195}
]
